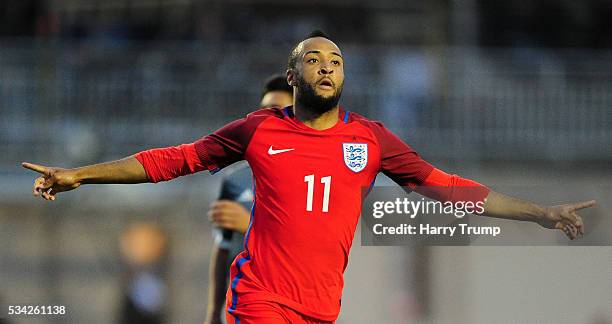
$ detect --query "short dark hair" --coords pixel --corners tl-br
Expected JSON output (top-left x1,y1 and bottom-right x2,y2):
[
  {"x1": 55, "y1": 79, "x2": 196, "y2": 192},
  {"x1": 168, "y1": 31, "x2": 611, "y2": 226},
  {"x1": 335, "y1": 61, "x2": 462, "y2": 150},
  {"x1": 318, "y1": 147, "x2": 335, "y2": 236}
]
[
  {"x1": 287, "y1": 30, "x2": 333, "y2": 70},
  {"x1": 261, "y1": 74, "x2": 292, "y2": 98},
  {"x1": 306, "y1": 30, "x2": 331, "y2": 40}
]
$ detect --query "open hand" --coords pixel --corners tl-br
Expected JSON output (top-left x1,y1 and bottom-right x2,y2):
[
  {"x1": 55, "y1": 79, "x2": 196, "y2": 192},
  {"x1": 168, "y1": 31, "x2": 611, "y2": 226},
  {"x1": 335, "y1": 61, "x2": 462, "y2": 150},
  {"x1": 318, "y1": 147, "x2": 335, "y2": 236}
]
[{"x1": 22, "y1": 162, "x2": 81, "y2": 201}]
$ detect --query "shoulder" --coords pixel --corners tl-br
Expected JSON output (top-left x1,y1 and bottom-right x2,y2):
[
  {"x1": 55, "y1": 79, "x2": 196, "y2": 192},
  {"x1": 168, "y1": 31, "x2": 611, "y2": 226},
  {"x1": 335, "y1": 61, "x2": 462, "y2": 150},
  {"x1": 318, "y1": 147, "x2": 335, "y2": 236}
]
[
  {"x1": 209, "y1": 107, "x2": 285, "y2": 138},
  {"x1": 346, "y1": 111, "x2": 389, "y2": 139},
  {"x1": 246, "y1": 107, "x2": 286, "y2": 120},
  {"x1": 346, "y1": 110, "x2": 407, "y2": 151},
  {"x1": 229, "y1": 107, "x2": 286, "y2": 130},
  {"x1": 347, "y1": 111, "x2": 385, "y2": 129}
]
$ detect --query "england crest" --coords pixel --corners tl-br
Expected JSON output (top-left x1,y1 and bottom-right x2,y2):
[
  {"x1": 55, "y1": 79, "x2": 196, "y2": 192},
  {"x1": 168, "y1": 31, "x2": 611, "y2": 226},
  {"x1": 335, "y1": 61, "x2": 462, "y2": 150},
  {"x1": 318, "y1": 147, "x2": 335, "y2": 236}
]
[{"x1": 343, "y1": 143, "x2": 368, "y2": 173}]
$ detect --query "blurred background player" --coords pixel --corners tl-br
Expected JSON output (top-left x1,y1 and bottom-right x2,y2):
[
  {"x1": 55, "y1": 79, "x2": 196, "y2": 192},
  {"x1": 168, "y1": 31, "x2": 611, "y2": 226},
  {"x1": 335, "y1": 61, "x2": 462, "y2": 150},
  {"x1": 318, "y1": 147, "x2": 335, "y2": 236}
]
[
  {"x1": 205, "y1": 75, "x2": 293, "y2": 324},
  {"x1": 118, "y1": 222, "x2": 169, "y2": 324}
]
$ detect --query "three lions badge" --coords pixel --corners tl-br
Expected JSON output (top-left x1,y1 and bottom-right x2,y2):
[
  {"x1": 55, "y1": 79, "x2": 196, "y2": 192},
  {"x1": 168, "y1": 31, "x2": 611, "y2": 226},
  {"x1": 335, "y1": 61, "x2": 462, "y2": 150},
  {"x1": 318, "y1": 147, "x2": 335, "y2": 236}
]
[{"x1": 343, "y1": 143, "x2": 368, "y2": 173}]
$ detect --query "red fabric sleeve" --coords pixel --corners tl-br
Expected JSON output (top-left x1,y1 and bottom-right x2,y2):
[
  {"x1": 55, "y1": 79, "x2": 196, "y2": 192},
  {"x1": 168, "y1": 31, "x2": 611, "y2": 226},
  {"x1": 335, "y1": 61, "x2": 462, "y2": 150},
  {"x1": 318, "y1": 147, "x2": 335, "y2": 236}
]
[
  {"x1": 135, "y1": 143, "x2": 204, "y2": 183},
  {"x1": 135, "y1": 108, "x2": 275, "y2": 183},
  {"x1": 193, "y1": 110, "x2": 273, "y2": 172},
  {"x1": 365, "y1": 121, "x2": 434, "y2": 187},
  {"x1": 417, "y1": 168, "x2": 490, "y2": 203}
]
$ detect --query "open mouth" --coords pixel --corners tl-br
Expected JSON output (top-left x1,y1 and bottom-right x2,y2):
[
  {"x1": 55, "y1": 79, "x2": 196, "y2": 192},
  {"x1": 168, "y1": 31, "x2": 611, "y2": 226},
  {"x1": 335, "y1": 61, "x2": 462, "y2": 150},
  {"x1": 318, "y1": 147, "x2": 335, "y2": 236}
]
[{"x1": 318, "y1": 79, "x2": 334, "y2": 89}]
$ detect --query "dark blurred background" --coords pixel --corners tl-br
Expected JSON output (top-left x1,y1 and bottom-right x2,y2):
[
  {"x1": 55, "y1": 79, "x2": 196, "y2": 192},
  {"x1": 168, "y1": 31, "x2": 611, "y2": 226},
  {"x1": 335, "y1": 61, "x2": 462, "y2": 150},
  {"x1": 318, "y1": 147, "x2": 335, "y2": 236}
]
[{"x1": 1, "y1": 1, "x2": 611, "y2": 324}]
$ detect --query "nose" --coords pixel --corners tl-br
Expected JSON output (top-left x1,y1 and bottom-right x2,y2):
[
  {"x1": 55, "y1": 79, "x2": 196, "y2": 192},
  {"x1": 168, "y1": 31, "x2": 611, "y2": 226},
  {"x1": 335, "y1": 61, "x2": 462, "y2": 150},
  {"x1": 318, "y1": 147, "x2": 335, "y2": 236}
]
[{"x1": 318, "y1": 63, "x2": 334, "y2": 75}]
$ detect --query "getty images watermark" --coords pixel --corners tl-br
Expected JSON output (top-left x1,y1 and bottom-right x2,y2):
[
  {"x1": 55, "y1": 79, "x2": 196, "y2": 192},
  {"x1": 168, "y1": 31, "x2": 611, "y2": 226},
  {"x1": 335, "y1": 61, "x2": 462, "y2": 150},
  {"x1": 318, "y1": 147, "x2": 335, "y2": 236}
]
[
  {"x1": 361, "y1": 186, "x2": 607, "y2": 246},
  {"x1": 371, "y1": 197, "x2": 500, "y2": 237}
]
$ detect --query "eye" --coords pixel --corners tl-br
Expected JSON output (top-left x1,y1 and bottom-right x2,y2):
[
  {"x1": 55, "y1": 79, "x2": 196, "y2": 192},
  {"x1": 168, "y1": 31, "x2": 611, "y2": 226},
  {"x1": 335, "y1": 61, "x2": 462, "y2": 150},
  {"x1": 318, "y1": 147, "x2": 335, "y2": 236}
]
[
  {"x1": 331, "y1": 60, "x2": 341, "y2": 66},
  {"x1": 307, "y1": 58, "x2": 318, "y2": 64}
]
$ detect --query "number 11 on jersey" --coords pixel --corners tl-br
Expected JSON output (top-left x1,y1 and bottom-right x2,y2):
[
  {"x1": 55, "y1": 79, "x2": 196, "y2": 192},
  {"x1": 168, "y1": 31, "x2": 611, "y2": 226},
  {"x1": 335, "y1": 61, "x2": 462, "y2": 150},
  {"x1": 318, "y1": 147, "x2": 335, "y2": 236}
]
[{"x1": 304, "y1": 174, "x2": 331, "y2": 212}]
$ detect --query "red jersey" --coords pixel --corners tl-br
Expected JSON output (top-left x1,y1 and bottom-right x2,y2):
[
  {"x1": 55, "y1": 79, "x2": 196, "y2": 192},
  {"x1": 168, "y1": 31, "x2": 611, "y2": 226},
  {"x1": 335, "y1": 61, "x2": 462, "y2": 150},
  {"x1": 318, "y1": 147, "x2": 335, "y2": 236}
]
[{"x1": 135, "y1": 106, "x2": 488, "y2": 321}]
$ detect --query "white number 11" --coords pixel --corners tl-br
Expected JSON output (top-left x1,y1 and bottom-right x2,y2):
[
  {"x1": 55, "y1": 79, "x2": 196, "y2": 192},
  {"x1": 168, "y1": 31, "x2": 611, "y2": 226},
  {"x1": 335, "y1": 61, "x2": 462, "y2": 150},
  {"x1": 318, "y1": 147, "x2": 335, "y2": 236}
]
[{"x1": 304, "y1": 174, "x2": 332, "y2": 212}]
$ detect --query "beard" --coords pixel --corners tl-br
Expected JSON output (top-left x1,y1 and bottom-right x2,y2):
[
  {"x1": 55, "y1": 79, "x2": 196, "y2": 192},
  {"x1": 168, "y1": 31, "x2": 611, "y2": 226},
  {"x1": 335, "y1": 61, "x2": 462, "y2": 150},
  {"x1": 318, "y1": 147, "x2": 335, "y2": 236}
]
[{"x1": 295, "y1": 74, "x2": 343, "y2": 115}]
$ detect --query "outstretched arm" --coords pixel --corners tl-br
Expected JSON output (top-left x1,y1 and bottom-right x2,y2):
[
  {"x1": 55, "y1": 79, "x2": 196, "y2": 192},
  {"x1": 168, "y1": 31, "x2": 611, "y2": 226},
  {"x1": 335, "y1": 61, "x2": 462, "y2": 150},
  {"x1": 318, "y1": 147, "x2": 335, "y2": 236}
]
[
  {"x1": 23, "y1": 111, "x2": 273, "y2": 202},
  {"x1": 482, "y1": 190, "x2": 596, "y2": 240},
  {"x1": 416, "y1": 169, "x2": 596, "y2": 240},
  {"x1": 417, "y1": 168, "x2": 596, "y2": 240},
  {"x1": 22, "y1": 156, "x2": 147, "y2": 201},
  {"x1": 366, "y1": 120, "x2": 597, "y2": 241},
  {"x1": 23, "y1": 141, "x2": 208, "y2": 201}
]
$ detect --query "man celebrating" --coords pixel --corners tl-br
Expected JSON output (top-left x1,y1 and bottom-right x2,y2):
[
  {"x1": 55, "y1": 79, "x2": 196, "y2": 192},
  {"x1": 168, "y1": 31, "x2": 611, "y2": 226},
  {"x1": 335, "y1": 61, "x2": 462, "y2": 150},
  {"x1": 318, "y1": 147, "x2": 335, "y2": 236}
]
[
  {"x1": 205, "y1": 75, "x2": 293, "y2": 324},
  {"x1": 23, "y1": 31, "x2": 594, "y2": 324}
]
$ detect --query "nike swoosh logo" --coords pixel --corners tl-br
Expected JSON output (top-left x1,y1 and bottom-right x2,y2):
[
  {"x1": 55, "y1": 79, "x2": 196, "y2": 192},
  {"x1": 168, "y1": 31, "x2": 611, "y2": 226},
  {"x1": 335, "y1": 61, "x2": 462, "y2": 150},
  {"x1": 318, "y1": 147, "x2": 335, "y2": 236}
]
[{"x1": 268, "y1": 146, "x2": 295, "y2": 155}]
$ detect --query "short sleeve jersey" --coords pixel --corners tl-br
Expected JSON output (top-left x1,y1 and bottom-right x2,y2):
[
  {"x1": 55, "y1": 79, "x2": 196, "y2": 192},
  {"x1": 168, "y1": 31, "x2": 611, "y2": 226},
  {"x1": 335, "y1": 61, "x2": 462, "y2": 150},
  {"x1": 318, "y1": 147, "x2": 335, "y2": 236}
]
[{"x1": 191, "y1": 106, "x2": 434, "y2": 321}]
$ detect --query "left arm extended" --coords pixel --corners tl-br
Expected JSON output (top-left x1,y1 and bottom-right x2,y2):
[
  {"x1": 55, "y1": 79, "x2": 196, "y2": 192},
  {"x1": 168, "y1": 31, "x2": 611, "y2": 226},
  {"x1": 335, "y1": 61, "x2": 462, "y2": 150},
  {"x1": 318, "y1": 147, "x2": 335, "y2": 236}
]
[
  {"x1": 418, "y1": 169, "x2": 596, "y2": 240},
  {"x1": 366, "y1": 120, "x2": 596, "y2": 240},
  {"x1": 482, "y1": 190, "x2": 595, "y2": 240},
  {"x1": 415, "y1": 168, "x2": 596, "y2": 240}
]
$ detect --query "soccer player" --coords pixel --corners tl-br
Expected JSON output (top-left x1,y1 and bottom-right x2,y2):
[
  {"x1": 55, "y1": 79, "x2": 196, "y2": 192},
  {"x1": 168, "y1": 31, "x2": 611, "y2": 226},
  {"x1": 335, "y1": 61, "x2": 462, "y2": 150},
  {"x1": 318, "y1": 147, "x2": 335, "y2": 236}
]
[
  {"x1": 23, "y1": 31, "x2": 595, "y2": 324},
  {"x1": 205, "y1": 75, "x2": 293, "y2": 324}
]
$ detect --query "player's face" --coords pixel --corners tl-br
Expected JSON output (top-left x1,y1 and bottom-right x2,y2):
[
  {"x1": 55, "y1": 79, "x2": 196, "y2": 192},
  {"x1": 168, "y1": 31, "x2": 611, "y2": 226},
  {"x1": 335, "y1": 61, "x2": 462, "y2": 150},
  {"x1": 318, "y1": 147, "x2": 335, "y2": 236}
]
[
  {"x1": 289, "y1": 37, "x2": 344, "y2": 114},
  {"x1": 296, "y1": 38, "x2": 344, "y2": 98},
  {"x1": 260, "y1": 90, "x2": 293, "y2": 108}
]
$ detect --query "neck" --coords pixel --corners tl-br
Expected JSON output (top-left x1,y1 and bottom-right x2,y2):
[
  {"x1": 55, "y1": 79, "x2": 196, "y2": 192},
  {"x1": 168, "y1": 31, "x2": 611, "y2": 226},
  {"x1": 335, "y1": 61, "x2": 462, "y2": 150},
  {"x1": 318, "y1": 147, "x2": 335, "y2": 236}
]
[{"x1": 293, "y1": 103, "x2": 340, "y2": 130}]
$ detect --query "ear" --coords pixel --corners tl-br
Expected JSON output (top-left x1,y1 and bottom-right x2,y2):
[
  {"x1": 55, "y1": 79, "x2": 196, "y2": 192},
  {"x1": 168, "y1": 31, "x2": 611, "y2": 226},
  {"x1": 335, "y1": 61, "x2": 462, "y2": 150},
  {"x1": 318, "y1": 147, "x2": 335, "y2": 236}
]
[{"x1": 286, "y1": 69, "x2": 298, "y2": 87}]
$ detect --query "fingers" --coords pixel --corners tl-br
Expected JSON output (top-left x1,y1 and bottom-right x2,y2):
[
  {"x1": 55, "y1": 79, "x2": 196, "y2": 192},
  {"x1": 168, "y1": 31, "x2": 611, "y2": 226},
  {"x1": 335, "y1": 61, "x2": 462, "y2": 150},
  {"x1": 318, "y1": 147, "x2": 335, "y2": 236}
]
[
  {"x1": 208, "y1": 202, "x2": 246, "y2": 230},
  {"x1": 32, "y1": 177, "x2": 45, "y2": 196},
  {"x1": 571, "y1": 200, "x2": 596, "y2": 211},
  {"x1": 559, "y1": 207, "x2": 587, "y2": 235},
  {"x1": 32, "y1": 177, "x2": 57, "y2": 201},
  {"x1": 572, "y1": 212, "x2": 585, "y2": 235},
  {"x1": 562, "y1": 204, "x2": 589, "y2": 237},
  {"x1": 208, "y1": 211, "x2": 233, "y2": 229},
  {"x1": 563, "y1": 224, "x2": 577, "y2": 240},
  {"x1": 212, "y1": 200, "x2": 242, "y2": 209},
  {"x1": 208, "y1": 208, "x2": 229, "y2": 224},
  {"x1": 27, "y1": 162, "x2": 57, "y2": 202},
  {"x1": 207, "y1": 209, "x2": 217, "y2": 222},
  {"x1": 550, "y1": 201, "x2": 594, "y2": 240},
  {"x1": 33, "y1": 176, "x2": 52, "y2": 193},
  {"x1": 209, "y1": 201, "x2": 244, "y2": 215},
  {"x1": 33, "y1": 177, "x2": 51, "y2": 193},
  {"x1": 22, "y1": 162, "x2": 50, "y2": 175},
  {"x1": 555, "y1": 218, "x2": 581, "y2": 240},
  {"x1": 41, "y1": 188, "x2": 56, "y2": 201}
]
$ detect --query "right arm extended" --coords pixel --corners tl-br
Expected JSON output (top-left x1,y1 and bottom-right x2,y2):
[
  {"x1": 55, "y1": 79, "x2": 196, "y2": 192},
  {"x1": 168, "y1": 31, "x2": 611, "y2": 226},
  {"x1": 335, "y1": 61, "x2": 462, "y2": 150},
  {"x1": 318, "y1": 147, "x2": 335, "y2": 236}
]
[
  {"x1": 23, "y1": 141, "x2": 208, "y2": 201},
  {"x1": 23, "y1": 156, "x2": 148, "y2": 201},
  {"x1": 23, "y1": 110, "x2": 275, "y2": 201}
]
